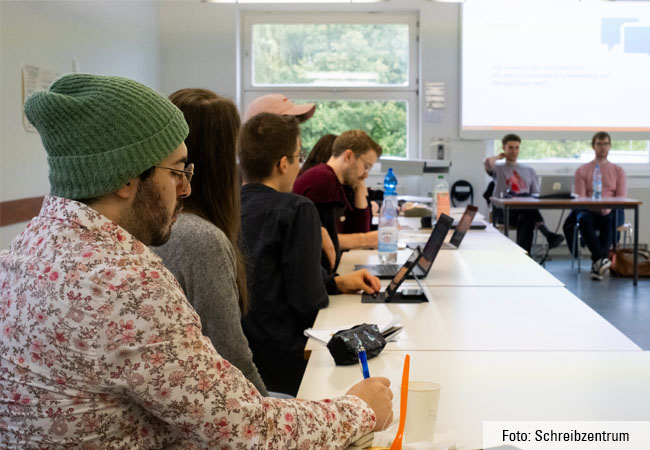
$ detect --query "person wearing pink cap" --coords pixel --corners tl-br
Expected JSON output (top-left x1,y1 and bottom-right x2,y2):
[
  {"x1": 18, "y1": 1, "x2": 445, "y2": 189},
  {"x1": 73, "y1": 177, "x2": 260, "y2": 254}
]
[{"x1": 243, "y1": 93, "x2": 316, "y2": 123}]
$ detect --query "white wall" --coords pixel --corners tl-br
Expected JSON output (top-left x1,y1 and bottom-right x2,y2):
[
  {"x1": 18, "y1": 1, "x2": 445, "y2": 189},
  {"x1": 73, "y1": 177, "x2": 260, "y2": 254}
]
[
  {"x1": 0, "y1": 0, "x2": 161, "y2": 249},
  {"x1": 159, "y1": 1, "x2": 239, "y2": 99}
]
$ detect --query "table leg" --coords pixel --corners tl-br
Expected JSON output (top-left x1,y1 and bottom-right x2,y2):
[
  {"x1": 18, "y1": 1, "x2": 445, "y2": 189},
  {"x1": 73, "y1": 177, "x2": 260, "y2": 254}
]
[
  {"x1": 504, "y1": 206, "x2": 510, "y2": 237},
  {"x1": 634, "y1": 205, "x2": 639, "y2": 286}
]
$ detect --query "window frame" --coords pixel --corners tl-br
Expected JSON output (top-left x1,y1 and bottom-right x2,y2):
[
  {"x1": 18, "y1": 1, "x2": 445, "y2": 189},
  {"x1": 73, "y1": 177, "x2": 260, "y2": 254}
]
[{"x1": 241, "y1": 11, "x2": 420, "y2": 159}]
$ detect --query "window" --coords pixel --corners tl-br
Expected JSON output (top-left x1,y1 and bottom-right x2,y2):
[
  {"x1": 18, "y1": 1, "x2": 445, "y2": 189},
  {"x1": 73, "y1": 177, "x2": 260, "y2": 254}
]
[
  {"x1": 491, "y1": 140, "x2": 650, "y2": 165},
  {"x1": 242, "y1": 13, "x2": 418, "y2": 158}
]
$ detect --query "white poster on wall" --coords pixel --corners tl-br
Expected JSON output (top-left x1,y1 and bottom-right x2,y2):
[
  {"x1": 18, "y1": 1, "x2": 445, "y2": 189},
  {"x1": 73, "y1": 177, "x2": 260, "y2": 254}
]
[{"x1": 21, "y1": 63, "x2": 60, "y2": 133}]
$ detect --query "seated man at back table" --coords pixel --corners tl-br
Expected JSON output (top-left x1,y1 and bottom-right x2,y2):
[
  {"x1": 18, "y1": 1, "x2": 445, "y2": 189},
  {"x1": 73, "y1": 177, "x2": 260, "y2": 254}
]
[
  {"x1": 239, "y1": 113, "x2": 380, "y2": 396},
  {"x1": 562, "y1": 131, "x2": 627, "y2": 281},
  {"x1": 293, "y1": 130, "x2": 381, "y2": 272},
  {"x1": 484, "y1": 133, "x2": 564, "y2": 254}
]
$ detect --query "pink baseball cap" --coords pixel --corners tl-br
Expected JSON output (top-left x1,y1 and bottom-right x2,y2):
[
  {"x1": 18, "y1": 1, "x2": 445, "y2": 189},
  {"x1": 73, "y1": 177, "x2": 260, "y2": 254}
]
[{"x1": 243, "y1": 94, "x2": 316, "y2": 123}]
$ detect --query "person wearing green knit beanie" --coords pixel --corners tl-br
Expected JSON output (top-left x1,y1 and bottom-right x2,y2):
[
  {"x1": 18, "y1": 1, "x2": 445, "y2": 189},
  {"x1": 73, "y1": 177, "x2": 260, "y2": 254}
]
[
  {"x1": 2, "y1": 72, "x2": 393, "y2": 448},
  {"x1": 24, "y1": 73, "x2": 192, "y2": 246}
]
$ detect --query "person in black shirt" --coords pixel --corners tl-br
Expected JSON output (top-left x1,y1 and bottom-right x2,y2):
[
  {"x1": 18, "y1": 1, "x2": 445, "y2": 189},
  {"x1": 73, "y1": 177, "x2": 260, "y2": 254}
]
[{"x1": 238, "y1": 113, "x2": 380, "y2": 396}]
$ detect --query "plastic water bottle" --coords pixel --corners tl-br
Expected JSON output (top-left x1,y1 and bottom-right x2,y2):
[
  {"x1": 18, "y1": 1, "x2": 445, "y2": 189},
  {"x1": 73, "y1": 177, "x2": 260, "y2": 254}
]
[
  {"x1": 379, "y1": 169, "x2": 398, "y2": 264},
  {"x1": 592, "y1": 164, "x2": 602, "y2": 200},
  {"x1": 384, "y1": 168, "x2": 397, "y2": 195},
  {"x1": 433, "y1": 175, "x2": 450, "y2": 219}
]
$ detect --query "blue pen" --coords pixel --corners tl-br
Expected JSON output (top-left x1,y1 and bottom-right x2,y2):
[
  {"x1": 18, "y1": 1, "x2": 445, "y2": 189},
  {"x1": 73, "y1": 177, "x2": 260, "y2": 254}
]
[{"x1": 358, "y1": 345, "x2": 370, "y2": 379}]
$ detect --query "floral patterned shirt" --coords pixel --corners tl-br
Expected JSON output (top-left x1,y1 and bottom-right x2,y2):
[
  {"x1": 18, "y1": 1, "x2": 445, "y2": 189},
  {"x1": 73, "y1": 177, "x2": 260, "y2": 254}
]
[{"x1": 0, "y1": 196, "x2": 375, "y2": 449}]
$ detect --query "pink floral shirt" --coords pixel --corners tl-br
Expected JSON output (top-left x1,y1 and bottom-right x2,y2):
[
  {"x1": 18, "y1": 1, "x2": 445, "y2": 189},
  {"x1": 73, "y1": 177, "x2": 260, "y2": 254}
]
[{"x1": 0, "y1": 196, "x2": 375, "y2": 449}]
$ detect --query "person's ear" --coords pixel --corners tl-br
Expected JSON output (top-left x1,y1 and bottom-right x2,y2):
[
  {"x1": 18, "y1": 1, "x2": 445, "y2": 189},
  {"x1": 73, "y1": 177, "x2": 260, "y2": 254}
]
[
  {"x1": 344, "y1": 149, "x2": 354, "y2": 162},
  {"x1": 277, "y1": 155, "x2": 289, "y2": 174},
  {"x1": 115, "y1": 177, "x2": 139, "y2": 200}
]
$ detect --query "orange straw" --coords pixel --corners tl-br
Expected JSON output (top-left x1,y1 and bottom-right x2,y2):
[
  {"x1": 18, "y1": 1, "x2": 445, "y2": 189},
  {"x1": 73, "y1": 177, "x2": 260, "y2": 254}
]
[{"x1": 389, "y1": 353, "x2": 410, "y2": 450}]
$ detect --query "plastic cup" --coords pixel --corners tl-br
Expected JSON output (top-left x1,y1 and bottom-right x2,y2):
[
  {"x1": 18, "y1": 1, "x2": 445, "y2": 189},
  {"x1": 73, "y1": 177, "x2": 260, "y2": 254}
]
[{"x1": 403, "y1": 381, "x2": 441, "y2": 443}]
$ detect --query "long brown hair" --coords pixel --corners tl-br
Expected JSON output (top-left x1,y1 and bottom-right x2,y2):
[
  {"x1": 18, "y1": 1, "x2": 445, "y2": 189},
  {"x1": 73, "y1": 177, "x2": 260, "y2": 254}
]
[
  {"x1": 299, "y1": 133, "x2": 337, "y2": 176},
  {"x1": 169, "y1": 88, "x2": 249, "y2": 314}
]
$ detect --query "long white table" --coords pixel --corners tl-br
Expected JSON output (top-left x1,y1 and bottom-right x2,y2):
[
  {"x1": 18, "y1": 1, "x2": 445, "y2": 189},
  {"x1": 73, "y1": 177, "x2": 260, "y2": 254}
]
[
  {"x1": 298, "y1": 351, "x2": 650, "y2": 449},
  {"x1": 305, "y1": 286, "x2": 640, "y2": 351},
  {"x1": 398, "y1": 226, "x2": 526, "y2": 253},
  {"x1": 299, "y1": 209, "x2": 644, "y2": 449},
  {"x1": 342, "y1": 247, "x2": 564, "y2": 287}
]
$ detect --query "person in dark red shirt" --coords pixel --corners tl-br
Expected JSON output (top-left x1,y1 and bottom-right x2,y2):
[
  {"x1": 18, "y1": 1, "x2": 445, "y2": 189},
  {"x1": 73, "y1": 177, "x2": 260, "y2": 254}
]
[{"x1": 294, "y1": 130, "x2": 381, "y2": 272}]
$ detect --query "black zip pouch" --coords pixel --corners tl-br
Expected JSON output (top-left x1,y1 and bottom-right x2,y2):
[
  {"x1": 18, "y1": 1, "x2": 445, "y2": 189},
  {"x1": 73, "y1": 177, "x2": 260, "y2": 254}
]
[{"x1": 326, "y1": 323, "x2": 386, "y2": 365}]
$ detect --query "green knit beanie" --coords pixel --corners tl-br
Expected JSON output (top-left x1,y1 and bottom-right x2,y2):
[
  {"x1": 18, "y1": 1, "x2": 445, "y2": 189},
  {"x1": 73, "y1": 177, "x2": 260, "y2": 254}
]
[{"x1": 24, "y1": 73, "x2": 189, "y2": 200}]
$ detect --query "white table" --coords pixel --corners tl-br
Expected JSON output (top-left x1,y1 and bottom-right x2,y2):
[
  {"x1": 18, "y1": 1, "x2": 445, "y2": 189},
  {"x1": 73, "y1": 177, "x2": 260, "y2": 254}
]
[
  {"x1": 298, "y1": 350, "x2": 650, "y2": 449},
  {"x1": 397, "y1": 227, "x2": 526, "y2": 253},
  {"x1": 305, "y1": 286, "x2": 639, "y2": 351},
  {"x1": 341, "y1": 247, "x2": 564, "y2": 287}
]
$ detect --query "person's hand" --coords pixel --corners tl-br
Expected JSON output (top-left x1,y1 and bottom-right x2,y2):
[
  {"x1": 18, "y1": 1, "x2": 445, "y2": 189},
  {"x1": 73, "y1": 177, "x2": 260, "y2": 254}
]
[
  {"x1": 346, "y1": 377, "x2": 394, "y2": 431},
  {"x1": 352, "y1": 178, "x2": 370, "y2": 209},
  {"x1": 321, "y1": 227, "x2": 336, "y2": 270},
  {"x1": 334, "y1": 269, "x2": 381, "y2": 294},
  {"x1": 353, "y1": 177, "x2": 368, "y2": 194},
  {"x1": 497, "y1": 152, "x2": 506, "y2": 159},
  {"x1": 371, "y1": 200, "x2": 380, "y2": 216}
]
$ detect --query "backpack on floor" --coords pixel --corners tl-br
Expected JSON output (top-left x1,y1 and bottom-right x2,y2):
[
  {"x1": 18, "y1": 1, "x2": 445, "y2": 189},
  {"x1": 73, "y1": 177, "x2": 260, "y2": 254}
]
[{"x1": 610, "y1": 248, "x2": 650, "y2": 277}]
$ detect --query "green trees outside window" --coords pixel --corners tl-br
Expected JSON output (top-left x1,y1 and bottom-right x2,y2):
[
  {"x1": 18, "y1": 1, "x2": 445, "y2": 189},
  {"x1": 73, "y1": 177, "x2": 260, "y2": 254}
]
[
  {"x1": 252, "y1": 24, "x2": 408, "y2": 86},
  {"x1": 299, "y1": 100, "x2": 407, "y2": 157}
]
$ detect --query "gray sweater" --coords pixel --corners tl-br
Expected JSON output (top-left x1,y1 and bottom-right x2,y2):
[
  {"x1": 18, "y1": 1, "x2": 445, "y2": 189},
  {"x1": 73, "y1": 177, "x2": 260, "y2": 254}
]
[{"x1": 153, "y1": 213, "x2": 267, "y2": 395}]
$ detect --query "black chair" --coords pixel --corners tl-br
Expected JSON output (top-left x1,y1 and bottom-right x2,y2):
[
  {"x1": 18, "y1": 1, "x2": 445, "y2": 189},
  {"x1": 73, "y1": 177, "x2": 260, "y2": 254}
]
[
  {"x1": 483, "y1": 180, "x2": 495, "y2": 209},
  {"x1": 570, "y1": 209, "x2": 627, "y2": 272},
  {"x1": 450, "y1": 180, "x2": 474, "y2": 207}
]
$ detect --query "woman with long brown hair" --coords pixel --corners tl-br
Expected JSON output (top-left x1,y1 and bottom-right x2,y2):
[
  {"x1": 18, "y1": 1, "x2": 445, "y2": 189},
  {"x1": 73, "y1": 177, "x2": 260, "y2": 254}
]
[
  {"x1": 154, "y1": 88, "x2": 266, "y2": 394},
  {"x1": 298, "y1": 133, "x2": 337, "y2": 176}
]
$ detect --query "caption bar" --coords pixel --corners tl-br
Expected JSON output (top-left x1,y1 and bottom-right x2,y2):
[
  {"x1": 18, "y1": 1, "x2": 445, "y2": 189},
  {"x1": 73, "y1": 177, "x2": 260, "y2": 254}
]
[{"x1": 483, "y1": 421, "x2": 650, "y2": 450}]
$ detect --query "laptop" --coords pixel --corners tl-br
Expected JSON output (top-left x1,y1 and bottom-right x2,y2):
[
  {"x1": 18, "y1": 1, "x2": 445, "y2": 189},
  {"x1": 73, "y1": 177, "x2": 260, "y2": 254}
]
[
  {"x1": 408, "y1": 205, "x2": 479, "y2": 250},
  {"x1": 451, "y1": 217, "x2": 487, "y2": 230},
  {"x1": 444, "y1": 204, "x2": 479, "y2": 249},
  {"x1": 361, "y1": 247, "x2": 425, "y2": 303},
  {"x1": 355, "y1": 213, "x2": 454, "y2": 279},
  {"x1": 532, "y1": 175, "x2": 575, "y2": 199}
]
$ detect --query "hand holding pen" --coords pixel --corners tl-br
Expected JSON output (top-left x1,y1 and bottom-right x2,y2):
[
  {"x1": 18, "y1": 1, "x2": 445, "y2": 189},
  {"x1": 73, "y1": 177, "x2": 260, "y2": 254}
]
[
  {"x1": 358, "y1": 345, "x2": 370, "y2": 379},
  {"x1": 347, "y1": 349, "x2": 393, "y2": 431}
]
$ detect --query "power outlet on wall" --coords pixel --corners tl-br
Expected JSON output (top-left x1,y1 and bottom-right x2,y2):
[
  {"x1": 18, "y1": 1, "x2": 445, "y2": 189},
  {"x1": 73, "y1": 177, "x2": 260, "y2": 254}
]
[{"x1": 430, "y1": 138, "x2": 451, "y2": 160}]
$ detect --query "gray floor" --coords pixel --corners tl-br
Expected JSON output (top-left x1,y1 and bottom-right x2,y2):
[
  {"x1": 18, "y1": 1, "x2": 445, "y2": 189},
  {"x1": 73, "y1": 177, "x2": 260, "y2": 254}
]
[{"x1": 540, "y1": 253, "x2": 650, "y2": 350}]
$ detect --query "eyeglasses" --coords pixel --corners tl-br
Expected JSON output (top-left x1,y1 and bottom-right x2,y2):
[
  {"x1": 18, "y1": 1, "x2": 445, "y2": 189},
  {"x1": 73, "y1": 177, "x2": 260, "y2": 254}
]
[
  {"x1": 357, "y1": 155, "x2": 375, "y2": 173},
  {"x1": 278, "y1": 150, "x2": 306, "y2": 166},
  {"x1": 155, "y1": 163, "x2": 194, "y2": 196}
]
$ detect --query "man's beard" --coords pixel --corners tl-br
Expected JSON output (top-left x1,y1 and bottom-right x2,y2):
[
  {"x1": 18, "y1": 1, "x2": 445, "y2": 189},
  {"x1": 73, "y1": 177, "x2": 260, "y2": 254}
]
[
  {"x1": 342, "y1": 165, "x2": 360, "y2": 188},
  {"x1": 125, "y1": 178, "x2": 182, "y2": 246}
]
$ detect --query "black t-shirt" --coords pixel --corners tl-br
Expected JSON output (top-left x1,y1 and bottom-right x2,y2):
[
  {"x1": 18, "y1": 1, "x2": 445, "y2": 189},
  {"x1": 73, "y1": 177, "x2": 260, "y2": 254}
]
[{"x1": 240, "y1": 183, "x2": 337, "y2": 394}]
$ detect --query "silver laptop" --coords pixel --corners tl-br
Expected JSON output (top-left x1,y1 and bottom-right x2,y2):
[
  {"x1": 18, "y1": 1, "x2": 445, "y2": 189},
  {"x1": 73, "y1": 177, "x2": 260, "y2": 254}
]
[{"x1": 533, "y1": 175, "x2": 575, "y2": 199}]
